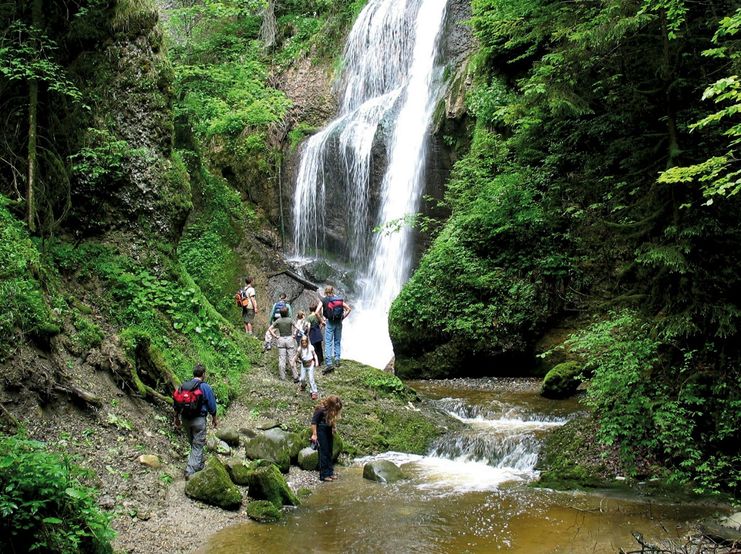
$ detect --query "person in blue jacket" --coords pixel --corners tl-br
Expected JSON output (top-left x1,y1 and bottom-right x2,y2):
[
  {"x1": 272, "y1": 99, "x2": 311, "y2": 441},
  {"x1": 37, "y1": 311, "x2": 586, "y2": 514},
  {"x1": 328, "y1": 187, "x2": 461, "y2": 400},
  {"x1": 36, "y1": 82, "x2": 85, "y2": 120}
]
[{"x1": 173, "y1": 364, "x2": 218, "y2": 478}]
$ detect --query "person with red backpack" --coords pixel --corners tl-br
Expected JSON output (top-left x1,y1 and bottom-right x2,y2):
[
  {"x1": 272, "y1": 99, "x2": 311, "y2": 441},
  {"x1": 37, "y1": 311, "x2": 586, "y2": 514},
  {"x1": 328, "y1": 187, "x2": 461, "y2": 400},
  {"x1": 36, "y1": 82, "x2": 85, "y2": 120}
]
[
  {"x1": 172, "y1": 364, "x2": 218, "y2": 479},
  {"x1": 319, "y1": 286, "x2": 352, "y2": 373}
]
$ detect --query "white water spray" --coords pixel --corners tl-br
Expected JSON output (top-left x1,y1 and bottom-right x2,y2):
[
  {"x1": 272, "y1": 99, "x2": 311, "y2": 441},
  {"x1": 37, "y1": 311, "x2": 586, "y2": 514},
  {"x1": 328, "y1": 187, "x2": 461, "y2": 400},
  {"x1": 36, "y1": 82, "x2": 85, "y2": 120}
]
[{"x1": 292, "y1": 0, "x2": 448, "y2": 368}]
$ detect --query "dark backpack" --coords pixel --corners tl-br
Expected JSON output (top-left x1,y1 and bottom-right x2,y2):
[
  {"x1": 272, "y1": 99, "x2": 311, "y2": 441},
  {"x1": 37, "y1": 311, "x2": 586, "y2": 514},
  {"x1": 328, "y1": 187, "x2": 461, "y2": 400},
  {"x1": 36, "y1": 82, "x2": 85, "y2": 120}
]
[
  {"x1": 324, "y1": 296, "x2": 344, "y2": 322},
  {"x1": 272, "y1": 300, "x2": 287, "y2": 319},
  {"x1": 173, "y1": 380, "x2": 203, "y2": 417}
]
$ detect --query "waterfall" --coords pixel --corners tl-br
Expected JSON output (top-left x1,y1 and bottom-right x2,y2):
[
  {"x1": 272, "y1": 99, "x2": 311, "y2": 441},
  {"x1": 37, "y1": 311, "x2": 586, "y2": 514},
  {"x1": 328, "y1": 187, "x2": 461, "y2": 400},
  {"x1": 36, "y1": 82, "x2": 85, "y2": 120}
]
[{"x1": 291, "y1": 0, "x2": 448, "y2": 368}]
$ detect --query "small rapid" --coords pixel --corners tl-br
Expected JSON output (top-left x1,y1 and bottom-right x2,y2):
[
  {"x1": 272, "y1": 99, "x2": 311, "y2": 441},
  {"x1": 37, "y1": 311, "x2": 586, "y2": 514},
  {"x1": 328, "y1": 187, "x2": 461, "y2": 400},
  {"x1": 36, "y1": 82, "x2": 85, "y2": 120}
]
[{"x1": 357, "y1": 387, "x2": 569, "y2": 493}]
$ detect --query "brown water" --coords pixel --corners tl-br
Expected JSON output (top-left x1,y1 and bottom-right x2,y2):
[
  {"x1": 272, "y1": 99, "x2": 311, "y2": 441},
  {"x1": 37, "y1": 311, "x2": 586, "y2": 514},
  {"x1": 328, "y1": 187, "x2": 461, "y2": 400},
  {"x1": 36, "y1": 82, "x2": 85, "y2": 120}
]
[{"x1": 198, "y1": 379, "x2": 715, "y2": 554}]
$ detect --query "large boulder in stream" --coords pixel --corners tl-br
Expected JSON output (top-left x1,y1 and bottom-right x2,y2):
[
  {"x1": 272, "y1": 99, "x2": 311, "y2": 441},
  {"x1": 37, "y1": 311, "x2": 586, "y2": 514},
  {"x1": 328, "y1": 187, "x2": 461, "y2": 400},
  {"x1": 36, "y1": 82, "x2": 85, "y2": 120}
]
[
  {"x1": 243, "y1": 428, "x2": 303, "y2": 473},
  {"x1": 363, "y1": 460, "x2": 406, "y2": 483},
  {"x1": 541, "y1": 361, "x2": 582, "y2": 399},
  {"x1": 245, "y1": 460, "x2": 299, "y2": 507},
  {"x1": 184, "y1": 457, "x2": 242, "y2": 510}
]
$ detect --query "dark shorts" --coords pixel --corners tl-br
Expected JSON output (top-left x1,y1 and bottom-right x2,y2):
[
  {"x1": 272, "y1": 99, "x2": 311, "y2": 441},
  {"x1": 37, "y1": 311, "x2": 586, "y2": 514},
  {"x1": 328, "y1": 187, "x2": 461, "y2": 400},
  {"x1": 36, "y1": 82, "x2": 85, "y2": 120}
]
[{"x1": 242, "y1": 309, "x2": 255, "y2": 323}]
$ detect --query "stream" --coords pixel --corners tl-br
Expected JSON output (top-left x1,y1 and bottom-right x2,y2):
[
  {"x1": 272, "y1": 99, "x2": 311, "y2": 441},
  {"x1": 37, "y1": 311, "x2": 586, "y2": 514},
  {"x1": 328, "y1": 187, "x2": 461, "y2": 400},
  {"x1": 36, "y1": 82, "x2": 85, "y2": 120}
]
[{"x1": 197, "y1": 379, "x2": 715, "y2": 553}]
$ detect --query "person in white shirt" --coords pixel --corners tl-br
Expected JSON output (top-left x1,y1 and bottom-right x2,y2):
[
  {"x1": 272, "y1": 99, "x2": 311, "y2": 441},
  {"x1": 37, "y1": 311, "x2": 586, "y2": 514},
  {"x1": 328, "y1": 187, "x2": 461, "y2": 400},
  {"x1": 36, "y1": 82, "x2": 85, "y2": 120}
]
[{"x1": 294, "y1": 335, "x2": 319, "y2": 399}]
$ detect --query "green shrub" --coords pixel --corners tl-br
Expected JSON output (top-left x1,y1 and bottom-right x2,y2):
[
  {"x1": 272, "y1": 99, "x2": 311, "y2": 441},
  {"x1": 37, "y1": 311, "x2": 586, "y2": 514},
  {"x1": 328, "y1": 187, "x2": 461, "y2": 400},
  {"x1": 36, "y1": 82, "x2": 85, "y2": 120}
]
[
  {"x1": 0, "y1": 196, "x2": 59, "y2": 359},
  {"x1": 0, "y1": 434, "x2": 114, "y2": 553},
  {"x1": 361, "y1": 369, "x2": 414, "y2": 400}
]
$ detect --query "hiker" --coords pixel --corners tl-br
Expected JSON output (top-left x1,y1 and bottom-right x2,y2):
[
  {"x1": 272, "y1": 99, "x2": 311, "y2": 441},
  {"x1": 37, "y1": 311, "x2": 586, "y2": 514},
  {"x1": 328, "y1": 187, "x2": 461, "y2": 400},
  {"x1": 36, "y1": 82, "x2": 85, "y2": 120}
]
[
  {"x1": 269, "y1": 293, "x2": 292, "y2": 324},
  {"x1": 319, "y1": 286, "x2": 351, "y2": 373},
  {"x1": 294, "y1": 335, "x2": 319, "y2": 400},
  {"x1": 235, "y1": 277, "x2": 257, "y2": 335},
  {"x1": 306, "y1": 302, "x2": 324, "y2": 367},
  {"x1": 294, "y1": 310, "x2": 310, "y2": 344},
  {"x1": 310, "y1": 395, "x2": 343, "y2": 482},
  {"x1": 269, "y1": 307, "x2": 301, "y2": 381},
  {"x1": 172, "y1": 364, "x2": 218, "y2": 479}
]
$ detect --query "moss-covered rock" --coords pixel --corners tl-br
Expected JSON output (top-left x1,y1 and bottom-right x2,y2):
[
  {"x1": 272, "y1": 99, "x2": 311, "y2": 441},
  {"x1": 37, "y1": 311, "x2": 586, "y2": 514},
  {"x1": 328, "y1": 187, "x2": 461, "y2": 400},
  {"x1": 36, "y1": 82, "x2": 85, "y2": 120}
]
[
  {"x1": 246, "y1": 500, "x2": 283, "y2": 523},
  {"x1": 297, "y1": 447, "x2": 318, "y2": 471},
  {"x1": 244, "y1": 428, "x2": 294, "y2": 473},
  {"x1": 535, "y1": 417, "x2": 612, "y2": 489},
  {"x1": 184, "y1": 457, "x2": 242, "y2": 510},
  {"x1": 245, "y1": 460, "x2": 299, "y2": 507},
  {"x1": 216, "y1": 428, "x2": 241, "y2": 447},
  {"x1": 541, "y1": 361, "x2": 582, "y2": 399},
  {"x1": 224, "y1": 458, "x2": 251, "y2": 486},
  {"x1": 362, "y1": 460, "x2": 406, "y2": 483}
]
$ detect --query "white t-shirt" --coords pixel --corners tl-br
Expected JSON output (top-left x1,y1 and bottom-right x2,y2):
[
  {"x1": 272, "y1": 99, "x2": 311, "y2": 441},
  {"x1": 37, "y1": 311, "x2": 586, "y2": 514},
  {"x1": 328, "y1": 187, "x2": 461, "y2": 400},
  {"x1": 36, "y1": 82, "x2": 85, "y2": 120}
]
[
  {"x1": 298, "y1": 343, "x2": 316, "y2": 365},
  {"x1": 243, "y1": 286, "x2": 256, "y2": 309}
]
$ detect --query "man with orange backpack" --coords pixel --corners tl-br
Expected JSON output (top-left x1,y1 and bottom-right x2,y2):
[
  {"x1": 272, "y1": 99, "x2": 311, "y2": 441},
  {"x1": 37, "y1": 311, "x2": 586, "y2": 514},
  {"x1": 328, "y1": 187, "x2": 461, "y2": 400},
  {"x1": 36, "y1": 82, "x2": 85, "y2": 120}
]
[
  {"x1": 173, "y1": 364, "x2": 218, "y2": 479},
  {"x1": 235, "y1": 277, "x2": 257, "y2": 335}
]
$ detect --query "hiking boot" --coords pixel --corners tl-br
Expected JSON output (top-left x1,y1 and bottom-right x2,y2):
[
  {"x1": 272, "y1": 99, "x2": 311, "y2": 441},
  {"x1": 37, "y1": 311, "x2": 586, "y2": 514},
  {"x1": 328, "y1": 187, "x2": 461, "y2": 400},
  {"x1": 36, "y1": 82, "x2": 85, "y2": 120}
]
[
  {"x1": 293, "y1": 377, "x2": 299, "y2": 383},
  {"x1": 311, "y1": 392, "x2": 318, "y2": 400},
  {"x1": 300, "y1": 382, "x2": 307, "y2": 391},
  {"x1": 322, "y1": 366, "x2": 334, "y2": 375}
]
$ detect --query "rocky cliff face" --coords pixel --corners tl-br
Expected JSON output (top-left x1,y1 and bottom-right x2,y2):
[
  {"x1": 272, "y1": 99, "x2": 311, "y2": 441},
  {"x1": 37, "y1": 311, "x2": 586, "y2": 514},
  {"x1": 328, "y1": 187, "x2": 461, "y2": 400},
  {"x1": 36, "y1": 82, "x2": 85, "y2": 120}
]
[{"x1": 68, "y1": 2, "x2": 190, "y2": 241}]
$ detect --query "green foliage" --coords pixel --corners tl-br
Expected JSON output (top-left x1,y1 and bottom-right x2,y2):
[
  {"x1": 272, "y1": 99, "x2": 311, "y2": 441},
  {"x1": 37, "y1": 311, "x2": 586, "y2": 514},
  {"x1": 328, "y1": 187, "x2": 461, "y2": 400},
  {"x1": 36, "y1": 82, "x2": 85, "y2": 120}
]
[
  {"x1": 0, "y1": 196, "x2": 59, "y2": 359},
  {"x1": 567, "y1": 312, "x2": 740, "y2": 494},
  {"x1": 47, "y1": 236, "x2": 252, "y2": 405},
  {"x1": 71, "y1": 312, "x2": 104, "y2": 352},
  {"x1": 0, "y1": 434, "x2": 114, "y2": 554},
  {"x1": 658, "y1": 9, "x2": 741, "y2": 201},
  {"x1": 361, "y1": 369, "x2": 413, "y2": 400},
  {"x1": 566, "y1": 312, "x2": 661, "y2": 459},
  {"x1": 178, "y1": 162, "x2": 252, "y2": 320},
  {"x1": 0, "y1": 21, "x2": 83, "y2": 103},
  {"x1": 69, "y1": 128, "x2": 150, "y2": 190}
]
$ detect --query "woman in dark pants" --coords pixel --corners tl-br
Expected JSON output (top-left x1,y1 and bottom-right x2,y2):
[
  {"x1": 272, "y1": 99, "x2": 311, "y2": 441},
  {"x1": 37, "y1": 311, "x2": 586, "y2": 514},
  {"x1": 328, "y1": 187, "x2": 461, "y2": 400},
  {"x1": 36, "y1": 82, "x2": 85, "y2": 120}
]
[{"x1": 310, "y1": 395, "x2": 343, "y2": 482}]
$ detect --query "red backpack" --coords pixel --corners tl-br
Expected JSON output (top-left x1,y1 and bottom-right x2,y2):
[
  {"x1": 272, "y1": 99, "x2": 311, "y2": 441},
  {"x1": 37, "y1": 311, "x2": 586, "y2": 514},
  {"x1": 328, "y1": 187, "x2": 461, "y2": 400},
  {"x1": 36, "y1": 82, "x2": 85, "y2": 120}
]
[{"x1": 173, "y1": 380, "x2": 203, "y2": 417}]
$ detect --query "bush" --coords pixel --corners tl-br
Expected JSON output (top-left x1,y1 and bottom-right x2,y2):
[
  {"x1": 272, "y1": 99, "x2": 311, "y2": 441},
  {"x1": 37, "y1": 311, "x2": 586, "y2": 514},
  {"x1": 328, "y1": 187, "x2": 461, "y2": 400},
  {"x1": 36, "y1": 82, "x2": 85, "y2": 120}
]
[
  {"x1": 0, "y1": 196, "x2": 59, "y2": 359},
  {"x1": 0, "y1": 434, "x2": 114, "y2": 553}
]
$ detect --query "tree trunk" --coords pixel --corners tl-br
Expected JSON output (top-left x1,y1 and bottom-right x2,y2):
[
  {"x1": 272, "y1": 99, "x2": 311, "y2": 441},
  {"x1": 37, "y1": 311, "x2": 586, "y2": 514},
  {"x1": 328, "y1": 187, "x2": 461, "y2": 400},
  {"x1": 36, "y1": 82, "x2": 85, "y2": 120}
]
[
  {"x1": 26, "y1": 0, "x2": 42, "y2": 232},
  {"x1": 260, "y1": 0, "x2": 277, "y2": 50}
]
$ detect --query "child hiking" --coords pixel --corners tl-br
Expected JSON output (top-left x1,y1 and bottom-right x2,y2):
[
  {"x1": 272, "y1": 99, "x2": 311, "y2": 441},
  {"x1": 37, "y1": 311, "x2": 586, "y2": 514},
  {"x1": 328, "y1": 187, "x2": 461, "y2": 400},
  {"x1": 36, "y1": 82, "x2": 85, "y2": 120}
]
[{"x1": 294, "y1": 335, "x2": 319, "y2": 400}]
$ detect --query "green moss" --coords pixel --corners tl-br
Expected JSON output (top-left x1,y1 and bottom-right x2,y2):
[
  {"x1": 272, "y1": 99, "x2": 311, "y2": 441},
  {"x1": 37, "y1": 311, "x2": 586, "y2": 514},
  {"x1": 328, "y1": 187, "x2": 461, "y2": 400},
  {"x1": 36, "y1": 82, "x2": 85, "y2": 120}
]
[
  {"x1": 184, "y1": 457, "x2": 242, "y2": 509},
  {"x1": 541, "y1": 361, "x2": 582, "y2": 399},
  {"x1": 535, "y1": 418, "x2": 610, "y2": 490},
  {"x1": 245, "y1": 460, "x2": 299, "y2": 508},
  {"x1": 246, "y1": 500, "x2": 283, "y2": 523},
  {"x1": 71, "y1": 312, "x2": 104, "y2": 352}
]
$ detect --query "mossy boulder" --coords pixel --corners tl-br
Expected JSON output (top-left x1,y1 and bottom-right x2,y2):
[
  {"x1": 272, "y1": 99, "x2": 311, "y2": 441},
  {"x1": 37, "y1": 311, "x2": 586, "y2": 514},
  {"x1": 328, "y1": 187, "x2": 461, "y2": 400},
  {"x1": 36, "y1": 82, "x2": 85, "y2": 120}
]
[
  {"x1": 184, "y1": 457, "x2": 242, "y2": 510},
  {"x1": 216, "y1": 428, "x2": 241, "y2": 447},
  {"x1": 245, "y1": 460, "x2": 299, "y2": 507},
  {"x1": 244, "y1": 428, "x2": 294, "y2": 473},
  {"x1": 541, "y1": 361, "x2": 582, "y2": 399},
  {"x1": 246, "y1": 500, "x2": 283, "y2": 523},
  {"x1": 224, "y1": 458, "x2": 251, "y2": 486},
  {"x1": 297, "y1": 447, "x2": 318, "y2": 471},
  {"x1": 362, "y1": 460, "x2": 406, "y2": 483}
]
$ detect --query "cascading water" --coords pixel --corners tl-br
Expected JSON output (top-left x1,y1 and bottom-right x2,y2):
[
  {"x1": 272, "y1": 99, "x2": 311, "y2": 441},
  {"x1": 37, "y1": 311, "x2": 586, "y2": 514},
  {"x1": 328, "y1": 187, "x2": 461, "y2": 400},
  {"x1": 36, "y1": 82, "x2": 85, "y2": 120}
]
[
  {"x1": 359, "y1": 391, "x2": 569, "y2": 493},
  {"x1": 291, "y1": 0, "x2": 448, "y2": 368}
]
